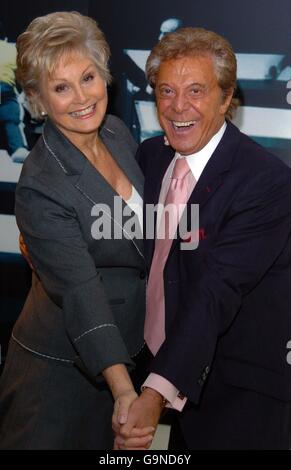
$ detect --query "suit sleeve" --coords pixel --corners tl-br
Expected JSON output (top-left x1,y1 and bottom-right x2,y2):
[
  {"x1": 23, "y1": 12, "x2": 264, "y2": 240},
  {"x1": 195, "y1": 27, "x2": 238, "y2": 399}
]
[
  {"x1": 150, "y1": 165, "x2": 291, "y2": 403},
  {"x1": 15, "y1": 176, "x2": 133, "y2": 377}
]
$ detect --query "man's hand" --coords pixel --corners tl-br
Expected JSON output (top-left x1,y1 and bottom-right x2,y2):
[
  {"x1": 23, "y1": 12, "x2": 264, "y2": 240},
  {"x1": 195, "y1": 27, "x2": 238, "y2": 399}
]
[
  {"x1": 112, "y1": 391, "x2": 155, "y2": 450},
  {"x1": 114, "y1": 388, "x2": 164, "y2": 450}
]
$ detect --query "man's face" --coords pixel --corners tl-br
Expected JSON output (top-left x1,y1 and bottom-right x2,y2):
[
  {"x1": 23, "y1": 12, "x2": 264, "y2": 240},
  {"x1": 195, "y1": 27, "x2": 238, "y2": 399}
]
[{"x1": 155, "y1": 55, "x2": 233, "y2": 155}]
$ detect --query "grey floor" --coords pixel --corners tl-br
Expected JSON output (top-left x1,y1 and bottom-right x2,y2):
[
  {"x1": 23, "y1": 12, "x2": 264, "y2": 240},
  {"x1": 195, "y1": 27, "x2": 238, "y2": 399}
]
[{"x1": 150, "y1": 424, "x2": 171, "y2": 450}]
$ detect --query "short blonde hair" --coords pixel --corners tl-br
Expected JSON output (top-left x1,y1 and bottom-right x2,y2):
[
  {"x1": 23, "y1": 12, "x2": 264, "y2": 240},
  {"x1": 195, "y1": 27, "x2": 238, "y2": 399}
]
[
  {"x1": 16, "y1": 11, "x2": 111, "y2": 119},
  {"x1": 146, "y1": 27, "x2": 239, "y2": 119}
]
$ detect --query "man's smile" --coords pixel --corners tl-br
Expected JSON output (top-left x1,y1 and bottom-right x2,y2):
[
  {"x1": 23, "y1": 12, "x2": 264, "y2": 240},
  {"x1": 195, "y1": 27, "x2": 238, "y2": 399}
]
[{"x1": 171, "y1": 120, "x2": 197, "y2": 132}]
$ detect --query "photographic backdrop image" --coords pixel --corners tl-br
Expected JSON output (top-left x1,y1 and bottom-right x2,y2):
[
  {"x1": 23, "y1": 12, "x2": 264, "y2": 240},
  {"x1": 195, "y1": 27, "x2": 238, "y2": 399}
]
[
  {"x1": 1, "y1": 0, "x2": 291, "y2": 368},
  {"x1": 0, "y1": 0, "x2": 89, "y2": 370}
]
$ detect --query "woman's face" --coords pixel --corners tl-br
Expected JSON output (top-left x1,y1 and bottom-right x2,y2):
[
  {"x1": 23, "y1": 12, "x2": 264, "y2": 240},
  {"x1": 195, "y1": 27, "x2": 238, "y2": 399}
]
[{"x1": 38, "y1": 52, "x2": 108, "y2": 143}]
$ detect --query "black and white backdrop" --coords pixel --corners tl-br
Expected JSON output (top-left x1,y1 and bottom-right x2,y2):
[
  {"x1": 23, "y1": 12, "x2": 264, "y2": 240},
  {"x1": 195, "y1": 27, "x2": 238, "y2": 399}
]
[{"x1": 1, "y1": 0, "x2": 291, "y2": 367}]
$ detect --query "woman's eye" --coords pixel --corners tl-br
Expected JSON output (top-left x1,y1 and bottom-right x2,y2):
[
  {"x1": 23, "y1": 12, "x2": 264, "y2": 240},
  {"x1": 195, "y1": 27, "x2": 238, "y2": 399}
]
[
  {"x1": 83, "y1": 73, "x2": 94, "y2": 82},
  {"x1": 55, "y1": 84, "x2": 68, "y2": 93}
]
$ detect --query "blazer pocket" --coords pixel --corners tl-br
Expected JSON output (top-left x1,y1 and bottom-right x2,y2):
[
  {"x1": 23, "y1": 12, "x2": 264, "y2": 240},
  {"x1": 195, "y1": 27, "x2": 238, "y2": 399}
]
[{"x1": 109, "y1": 298, "x2": 126, "y2": 306}]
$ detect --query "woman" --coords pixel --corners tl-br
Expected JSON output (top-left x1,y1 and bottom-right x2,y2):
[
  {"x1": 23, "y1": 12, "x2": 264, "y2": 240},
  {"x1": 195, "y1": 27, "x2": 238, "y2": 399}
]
[{"x1": 0, "y1": 12, "x2": 152, "y2": 450}]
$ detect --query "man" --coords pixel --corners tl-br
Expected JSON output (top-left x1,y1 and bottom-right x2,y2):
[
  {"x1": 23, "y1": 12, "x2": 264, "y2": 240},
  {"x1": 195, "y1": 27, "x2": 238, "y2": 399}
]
[{"x1": 115, "y1": 27, "x2": 291, "y2": 450}]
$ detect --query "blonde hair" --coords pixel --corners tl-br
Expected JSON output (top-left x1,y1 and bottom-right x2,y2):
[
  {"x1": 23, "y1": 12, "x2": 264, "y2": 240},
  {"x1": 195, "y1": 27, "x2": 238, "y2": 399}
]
[
  {"x1": 16, "y1": 11, "x2": 111, "y2": 119},
  {"x1": 146, "y1": 27, "x2": 239, "y2": 119}
]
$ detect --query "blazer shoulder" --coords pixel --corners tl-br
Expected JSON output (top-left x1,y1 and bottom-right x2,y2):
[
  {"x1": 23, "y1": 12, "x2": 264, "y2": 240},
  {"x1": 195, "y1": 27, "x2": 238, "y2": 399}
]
[
  {"x1": 102, "y1": 114, "x2": 137, "y2": 151},
  {"x1": 19, "y1": 135, "x2": 50, "y2": 178},
  {"x1": 17, "y1": 143, "x2": 73, "y2": 212},
  {"x1": 237, "y1": 129, "x2": 291, "y2": 178}
]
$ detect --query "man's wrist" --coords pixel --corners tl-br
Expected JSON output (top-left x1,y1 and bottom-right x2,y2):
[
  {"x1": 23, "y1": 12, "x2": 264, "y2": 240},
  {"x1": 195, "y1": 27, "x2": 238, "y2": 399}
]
[{"x1": 142, "y1": 386, "x2": 167, "y2": 410}]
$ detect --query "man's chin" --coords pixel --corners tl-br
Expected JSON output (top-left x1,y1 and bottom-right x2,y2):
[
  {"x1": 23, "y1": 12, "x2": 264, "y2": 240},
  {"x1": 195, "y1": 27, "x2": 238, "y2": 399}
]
[{"x1": 167, "y1": 138, "x2": 198, "y2": 155}]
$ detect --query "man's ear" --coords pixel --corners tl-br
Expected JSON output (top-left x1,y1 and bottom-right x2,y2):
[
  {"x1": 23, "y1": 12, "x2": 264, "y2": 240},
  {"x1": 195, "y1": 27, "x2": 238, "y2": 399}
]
[{"x1": 220, "y1": 88, "x2": 234, "y2": 115}]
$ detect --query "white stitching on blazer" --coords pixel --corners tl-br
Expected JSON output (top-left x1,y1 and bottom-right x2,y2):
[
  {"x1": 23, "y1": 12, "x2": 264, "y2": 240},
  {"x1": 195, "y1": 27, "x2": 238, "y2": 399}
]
[
  {"x1": 73, "y1": 323, "x2": 117, "y2": 342},
  {"x1": 12, "y1": 333, "x2": 75, "y2": 363},
  {"x1": 42, "y1": 133, "x2": 69, "y2": 174},
  {"x1": 103, "y1": 126, "x2": 115, "y2": 134}
]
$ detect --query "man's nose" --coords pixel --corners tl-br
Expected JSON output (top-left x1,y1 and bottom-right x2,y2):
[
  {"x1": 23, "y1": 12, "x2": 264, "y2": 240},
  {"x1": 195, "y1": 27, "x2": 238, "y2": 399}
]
[{"x1": 171, "y1": 92, "x2": 190, "y2": 113}]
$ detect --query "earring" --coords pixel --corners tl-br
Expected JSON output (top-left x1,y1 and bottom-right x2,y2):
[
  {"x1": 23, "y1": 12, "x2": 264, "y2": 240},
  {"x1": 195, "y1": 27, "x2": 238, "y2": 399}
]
[
  {"x1": 164, "y1": 135, "x2": 170, "y2": 146},
  {"x1": 41, "y1": 111, "x2": 47, "y2": 117}
]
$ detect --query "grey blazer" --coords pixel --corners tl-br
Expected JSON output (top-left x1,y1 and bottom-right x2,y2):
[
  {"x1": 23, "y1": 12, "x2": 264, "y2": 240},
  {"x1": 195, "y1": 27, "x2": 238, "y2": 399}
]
[{"x1": 13, "y1": 115, "x2": 146, "y2": 379}]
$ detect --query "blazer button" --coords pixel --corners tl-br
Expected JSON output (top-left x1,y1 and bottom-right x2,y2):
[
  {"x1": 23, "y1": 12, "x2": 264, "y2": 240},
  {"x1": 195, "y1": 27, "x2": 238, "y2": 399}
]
[
  {"x1": 140, "y1": 271, "x2": 147, "y2": 279},
  {"x1": 197, "y1": 378, "x2": 204, "y2": 387}
]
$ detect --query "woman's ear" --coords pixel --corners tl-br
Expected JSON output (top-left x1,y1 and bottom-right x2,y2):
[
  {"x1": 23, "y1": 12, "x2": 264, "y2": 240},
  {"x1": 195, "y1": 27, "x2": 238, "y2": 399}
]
[{"x1": 27, "y1": 90, "x2": 47, "y2": 118}]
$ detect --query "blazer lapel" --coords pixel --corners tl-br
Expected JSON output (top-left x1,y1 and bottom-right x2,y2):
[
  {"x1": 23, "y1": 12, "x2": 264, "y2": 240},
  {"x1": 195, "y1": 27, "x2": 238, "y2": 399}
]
[
  {"x1": 75, "y1": 134, "x2": 145, "y2": 259},
  {"x1": 43, "y1": 117, "x2": 145, "y2": 260},
  {"x1": 101, "y1": 125, "x2": 144, "y2": 198}
]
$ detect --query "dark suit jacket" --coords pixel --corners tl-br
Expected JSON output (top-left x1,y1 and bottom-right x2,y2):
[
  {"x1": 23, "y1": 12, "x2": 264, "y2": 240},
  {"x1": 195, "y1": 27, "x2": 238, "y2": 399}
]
[
  {"x1": 14, "y1": 114, "x2": 146, "y2": 379},
  {"x1": 137, "y1": 121, "x2": 291, "y2": 406}
]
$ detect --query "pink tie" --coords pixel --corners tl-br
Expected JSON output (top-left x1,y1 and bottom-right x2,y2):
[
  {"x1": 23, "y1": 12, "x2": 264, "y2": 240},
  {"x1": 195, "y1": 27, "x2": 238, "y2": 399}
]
[{"x1": 144, "y1": 158, "x2": 192, "y2": 355}]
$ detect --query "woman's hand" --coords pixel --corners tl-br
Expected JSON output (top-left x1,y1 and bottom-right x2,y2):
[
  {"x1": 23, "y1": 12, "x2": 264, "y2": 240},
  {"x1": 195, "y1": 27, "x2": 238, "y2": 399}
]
[
  {"x1": 112, "y1": 388, "x2": 138, "y2": 428},
  {"x1": 113, "y1": 388, "x2": 163, "y2": 450},
  {"x1": 102, "y1": 364, "x2": 155, "y2": 450},
  {"x1": 112, "y1": 390, "x2": 155, "y2": 450}
]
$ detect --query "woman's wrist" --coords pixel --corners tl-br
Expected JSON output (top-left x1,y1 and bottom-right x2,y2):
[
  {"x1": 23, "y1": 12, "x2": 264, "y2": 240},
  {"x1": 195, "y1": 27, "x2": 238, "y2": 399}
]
[{"x1": 102, "y1": 363, "x2": 135, "y2": 400}]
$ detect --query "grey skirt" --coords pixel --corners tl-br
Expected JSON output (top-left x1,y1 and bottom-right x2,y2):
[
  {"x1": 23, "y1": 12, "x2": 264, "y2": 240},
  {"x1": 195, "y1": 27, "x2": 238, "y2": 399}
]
[{"x1": 0, "y1": 338, "x2": 114, "y2": 449}]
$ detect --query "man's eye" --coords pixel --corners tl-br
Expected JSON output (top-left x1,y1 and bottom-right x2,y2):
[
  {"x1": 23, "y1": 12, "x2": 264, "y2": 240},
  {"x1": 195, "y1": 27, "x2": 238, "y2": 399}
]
[
  {"x1": 55, "y1": 84, "x2": 68, "y2": 93},
  {"x1": 190, "y1": 88, "x2": 202, "y2": 96},
  {"x1": 160, "y1": 87, "x2": 173, "y2": 96}
]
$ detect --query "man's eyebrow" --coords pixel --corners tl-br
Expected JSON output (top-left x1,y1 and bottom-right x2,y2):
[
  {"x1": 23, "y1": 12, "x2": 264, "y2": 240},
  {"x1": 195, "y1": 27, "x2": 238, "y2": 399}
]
[
  {"x1": 186, "y1": 82, "x2": 206, "y2": 88},
  {"x1": 157, "y1": 82, "x2": 172, "y2": 87},
  {"x1": 157, "y1": 81, "x2": 206, "y2": 88}
]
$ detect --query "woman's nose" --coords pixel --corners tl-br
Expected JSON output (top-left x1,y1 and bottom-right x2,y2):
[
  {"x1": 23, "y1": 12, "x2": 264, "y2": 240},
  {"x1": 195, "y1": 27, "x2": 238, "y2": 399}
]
[{"x1": 74, "y1": 86, "x2": 87, "y2": 103}]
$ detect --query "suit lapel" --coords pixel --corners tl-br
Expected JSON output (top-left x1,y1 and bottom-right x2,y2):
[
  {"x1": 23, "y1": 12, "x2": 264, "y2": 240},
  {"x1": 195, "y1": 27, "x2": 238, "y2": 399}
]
[
  {"x1": 144, "y1": 143, "x2": 175, "y2": 266},
  {"x1": 167, "y1": 122, "x2": 242, "y2": 255},
  {"x1": 143, "y1": 142, "x2": 175, "y2": 207}
]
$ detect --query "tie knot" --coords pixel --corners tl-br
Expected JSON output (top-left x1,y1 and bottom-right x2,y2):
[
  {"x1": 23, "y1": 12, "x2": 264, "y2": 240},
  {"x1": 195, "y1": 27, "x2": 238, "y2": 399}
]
[{"x1": 171, "y1": 157, "x2": 190, "y2": 180}]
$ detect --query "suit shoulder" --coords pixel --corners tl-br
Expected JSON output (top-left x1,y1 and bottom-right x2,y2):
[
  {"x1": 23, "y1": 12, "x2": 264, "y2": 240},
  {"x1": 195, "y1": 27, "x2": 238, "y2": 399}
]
[
  {"x1": 139, "y1": 135, "x2": 165, "y2": 153},
  {"x1": 235, "y1": 128, "x2": 291, "y2": 178},
  {"x1": 136, "y1": 135, "x2": 167, "y2": 172}
]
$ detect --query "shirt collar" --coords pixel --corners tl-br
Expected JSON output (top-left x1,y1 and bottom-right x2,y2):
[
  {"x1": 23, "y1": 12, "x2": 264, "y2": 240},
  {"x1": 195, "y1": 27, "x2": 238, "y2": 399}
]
[{"x1": 176, "y1": 121, "x2": 227, "y2": 182}]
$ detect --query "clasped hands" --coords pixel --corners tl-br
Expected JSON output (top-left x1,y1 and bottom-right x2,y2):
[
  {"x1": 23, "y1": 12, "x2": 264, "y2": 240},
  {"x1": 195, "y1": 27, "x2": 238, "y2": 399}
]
[{"x1": 112, "y1": 387, "x2": 165, "y2": 450}]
